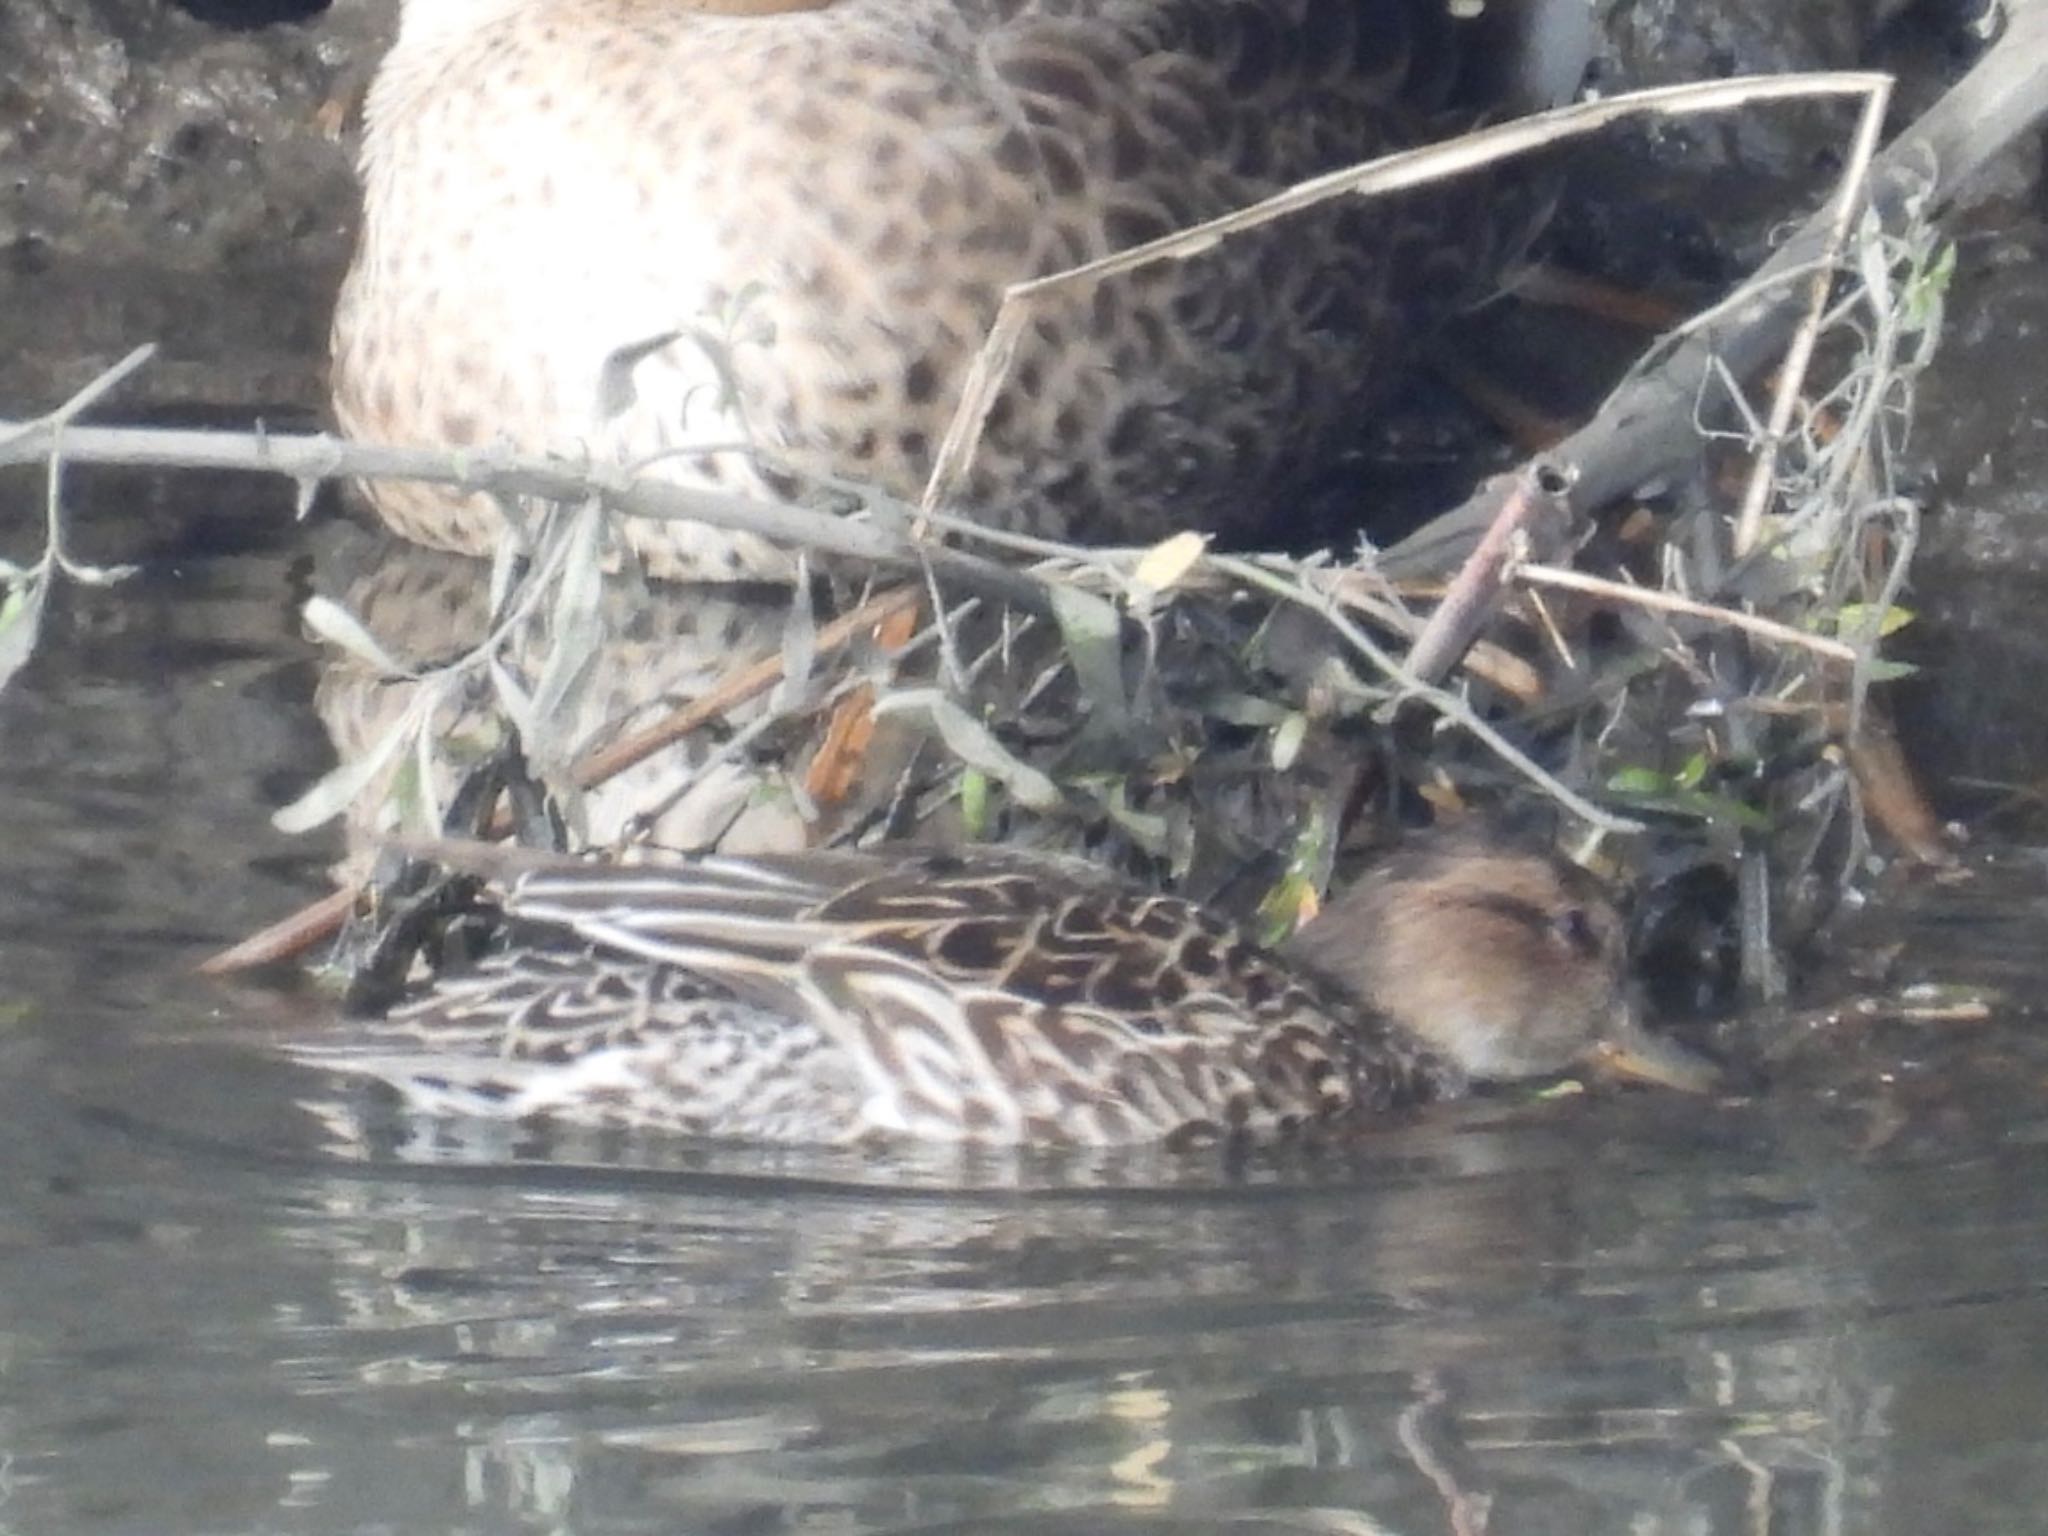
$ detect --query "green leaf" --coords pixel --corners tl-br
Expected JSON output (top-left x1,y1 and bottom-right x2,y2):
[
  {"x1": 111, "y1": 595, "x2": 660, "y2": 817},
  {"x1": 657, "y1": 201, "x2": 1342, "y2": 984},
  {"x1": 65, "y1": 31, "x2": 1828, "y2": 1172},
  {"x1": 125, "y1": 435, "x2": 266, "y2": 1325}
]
[
  {"x1": 1256, "y1": 870, "x2": 1319, "y2": 947},
  {"x1": 528, "y1": 497, "x2": 610, "y2": 752},
  {"x1": 1199, "y1": 692, "x2": 1294, "y2": 728},
  {"x1": 1094, "y1": 779, "x2": 1172, "y2": 855},
  {"x1": 1606, "y1": 779, "x2": 1772, "y2": 832},
  {"x1": 1833, "y1": 602, "x2": 1915, "y2": 638},
  {"x1": 1606, "y1": 765, "x2": 1673, "y2": 796},
  {"x1": 959, "y1": 768, "x2": 990, "y2": 840},
  {"x1": 1255, "y1": 806, "x2": 1337, "y2": 945},
  {"x1": 1047, "y1": 583, "x2": 1127, "y2": 732},
  {"x1": 875, "y1": 689, "x2": 1060, "y2": 810},
  {"x1": 1904, "y1": 241, "x2": 1957, "y2": 333}
]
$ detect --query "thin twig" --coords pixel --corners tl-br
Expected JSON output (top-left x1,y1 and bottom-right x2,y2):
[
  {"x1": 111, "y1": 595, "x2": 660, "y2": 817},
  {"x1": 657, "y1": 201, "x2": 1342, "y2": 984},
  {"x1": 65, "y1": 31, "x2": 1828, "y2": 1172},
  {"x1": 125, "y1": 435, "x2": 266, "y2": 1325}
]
[
  {"x1": 1732, "y1": 78, "x2": 1893, "y2": 554},
  {"x1": 196, "y1": 887, "x2": 356, "y2": 976},
  {"x1": 1846, "y1": 498, "x2": 1919, "y2": 730},
  {"x1": 1403, "y1": 461, "x2": 1576, "y2": 685},
  {"x1": 0, "y1": 417, "x2": 1058, "y2": 618},
  {"x1": 0, "y1": 343, "x2": 159, "y2": 457},
  {"x1": 1208, "y1": 553, "x2": 1642, "y2": 835},
  {"x1": 926, "y1": 73, "x2": 1892, "y2": 518},
  {"x1": 566, "y1": 585, "x2": 919, "y2": 790},
  {"x1": 1511, "y1": 563, "x2": 1859, "y2": 662}
]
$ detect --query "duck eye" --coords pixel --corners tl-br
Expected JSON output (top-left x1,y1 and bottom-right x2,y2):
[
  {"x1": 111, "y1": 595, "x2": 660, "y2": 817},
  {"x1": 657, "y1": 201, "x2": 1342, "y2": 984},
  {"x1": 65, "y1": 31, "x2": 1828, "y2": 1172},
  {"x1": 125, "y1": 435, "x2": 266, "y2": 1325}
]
[{"x1": 1553, "y1": 906, "x2": 1602, "y2": 958}]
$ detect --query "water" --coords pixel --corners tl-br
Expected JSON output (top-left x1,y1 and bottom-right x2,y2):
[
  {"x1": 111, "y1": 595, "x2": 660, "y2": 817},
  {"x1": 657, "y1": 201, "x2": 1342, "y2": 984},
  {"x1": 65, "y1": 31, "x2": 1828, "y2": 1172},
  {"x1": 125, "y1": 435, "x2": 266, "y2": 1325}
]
[{"x1": 4, "y1": 471, "x2": 2048, "y2": 1535}]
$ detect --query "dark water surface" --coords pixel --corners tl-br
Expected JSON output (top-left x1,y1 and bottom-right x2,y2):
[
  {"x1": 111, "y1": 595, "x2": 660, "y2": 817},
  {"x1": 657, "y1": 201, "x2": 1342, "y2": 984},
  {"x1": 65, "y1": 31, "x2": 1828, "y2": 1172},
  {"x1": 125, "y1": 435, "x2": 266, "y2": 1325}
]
[{"x1": 4, "y1": 475, "x2": 2048, "y2": 1536}]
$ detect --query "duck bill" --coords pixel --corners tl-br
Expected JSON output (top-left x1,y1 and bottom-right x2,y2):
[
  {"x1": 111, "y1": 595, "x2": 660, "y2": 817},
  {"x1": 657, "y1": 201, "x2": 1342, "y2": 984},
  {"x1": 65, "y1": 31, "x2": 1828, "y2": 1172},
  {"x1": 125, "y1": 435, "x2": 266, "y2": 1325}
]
[{"x1": 1586, "y1": 1012, "x2": 1719, "y2": 1094}]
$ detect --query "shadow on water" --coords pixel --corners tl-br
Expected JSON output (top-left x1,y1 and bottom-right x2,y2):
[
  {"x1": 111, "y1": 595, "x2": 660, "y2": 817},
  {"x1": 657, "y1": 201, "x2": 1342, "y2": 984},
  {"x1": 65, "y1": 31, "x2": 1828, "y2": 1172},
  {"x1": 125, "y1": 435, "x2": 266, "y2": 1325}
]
[{"x1": 4, "y1": 471, "x2": 2048, "y2": 1535}]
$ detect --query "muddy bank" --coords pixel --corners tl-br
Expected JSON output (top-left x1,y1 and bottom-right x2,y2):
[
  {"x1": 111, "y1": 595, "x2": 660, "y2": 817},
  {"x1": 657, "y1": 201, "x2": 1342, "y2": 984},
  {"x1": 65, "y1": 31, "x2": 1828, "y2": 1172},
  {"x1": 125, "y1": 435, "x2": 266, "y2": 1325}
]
[{"x1": 0, "y1": 0, "x2": 382, "y2": 413}]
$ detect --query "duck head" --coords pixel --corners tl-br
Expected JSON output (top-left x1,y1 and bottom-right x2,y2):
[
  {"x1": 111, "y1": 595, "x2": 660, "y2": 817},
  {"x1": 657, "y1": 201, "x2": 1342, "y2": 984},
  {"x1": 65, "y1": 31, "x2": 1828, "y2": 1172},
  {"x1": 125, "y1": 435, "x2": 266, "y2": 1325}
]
[{"x1": 1286, "y1": 831, "x2": 1716, "y2": 1093}]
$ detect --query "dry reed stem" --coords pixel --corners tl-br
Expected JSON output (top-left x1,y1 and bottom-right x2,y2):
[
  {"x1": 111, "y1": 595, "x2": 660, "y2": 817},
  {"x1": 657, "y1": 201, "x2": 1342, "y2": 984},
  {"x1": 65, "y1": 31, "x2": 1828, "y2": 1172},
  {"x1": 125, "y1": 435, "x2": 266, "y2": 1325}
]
[
  {"x1": 196, "y1": 887, "x2": 356, "y2": 976},
  {"x1": 1732, "y1": 77, "x2": 1893, "y2": 555},
  {"x1": 1510, "y1": 564, "x2": 1859, "y2": 664},
  {"x1": 567, "y1": 584, "x2": 918, "y2": 793}
]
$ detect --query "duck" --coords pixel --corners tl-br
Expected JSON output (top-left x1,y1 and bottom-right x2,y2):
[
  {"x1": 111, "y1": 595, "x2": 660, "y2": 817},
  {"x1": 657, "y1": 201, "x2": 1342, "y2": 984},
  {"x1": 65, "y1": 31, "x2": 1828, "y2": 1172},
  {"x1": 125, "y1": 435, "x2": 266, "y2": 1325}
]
[
  {"x1": 330, "y1": 0, "x2": 1594, "y2": 581},
  {"x1": 294, "y1": 829, "x2": 1714, "y2": 1147}
]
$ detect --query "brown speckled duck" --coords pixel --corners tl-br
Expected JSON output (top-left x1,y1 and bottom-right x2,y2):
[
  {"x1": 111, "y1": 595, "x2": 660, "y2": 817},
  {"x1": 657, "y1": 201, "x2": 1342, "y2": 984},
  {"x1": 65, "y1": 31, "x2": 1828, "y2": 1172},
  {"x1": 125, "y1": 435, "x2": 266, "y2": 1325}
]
[
  {"x1": 294, "y1": 831, "x2": 1713, "y2": 1147},
  {"x1": 331, "y1": 0, "x2": 1593, "y2": 580}
]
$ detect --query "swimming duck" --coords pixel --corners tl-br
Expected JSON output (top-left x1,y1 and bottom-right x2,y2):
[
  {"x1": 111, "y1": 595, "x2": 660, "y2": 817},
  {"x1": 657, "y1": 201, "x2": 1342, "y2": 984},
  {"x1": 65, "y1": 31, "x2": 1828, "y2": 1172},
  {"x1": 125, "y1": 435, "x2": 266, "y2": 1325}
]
[
  {"x1": 296, "y1": 831, "x2": 1713, "y2": 1146},
  {"x1": 331, "y1": 0, "x2": 1593, "y2": 580}
]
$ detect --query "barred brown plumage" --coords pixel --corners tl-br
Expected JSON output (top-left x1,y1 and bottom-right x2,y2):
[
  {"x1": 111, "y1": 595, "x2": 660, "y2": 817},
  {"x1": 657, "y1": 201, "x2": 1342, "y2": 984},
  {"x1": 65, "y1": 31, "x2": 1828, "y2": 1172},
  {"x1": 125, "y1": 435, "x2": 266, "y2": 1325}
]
[{"x1": 293, "y1": 833, "x2": 1716, "y2": 1147}]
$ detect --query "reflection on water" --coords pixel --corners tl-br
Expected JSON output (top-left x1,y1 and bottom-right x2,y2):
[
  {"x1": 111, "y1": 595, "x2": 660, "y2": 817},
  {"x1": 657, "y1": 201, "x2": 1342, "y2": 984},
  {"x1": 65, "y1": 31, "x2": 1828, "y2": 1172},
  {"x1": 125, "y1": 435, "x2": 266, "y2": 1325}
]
[{"x1": 3, "y1": 477, "x2": 2048, "y2": 1535}]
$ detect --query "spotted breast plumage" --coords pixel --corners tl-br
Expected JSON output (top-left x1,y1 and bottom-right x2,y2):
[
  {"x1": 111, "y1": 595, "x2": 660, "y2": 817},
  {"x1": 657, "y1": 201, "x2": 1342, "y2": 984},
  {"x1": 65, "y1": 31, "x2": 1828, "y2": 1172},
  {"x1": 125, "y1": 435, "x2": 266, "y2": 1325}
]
[{"x1": 330, "y1": 0, "x2": 1593, "y2": 579}]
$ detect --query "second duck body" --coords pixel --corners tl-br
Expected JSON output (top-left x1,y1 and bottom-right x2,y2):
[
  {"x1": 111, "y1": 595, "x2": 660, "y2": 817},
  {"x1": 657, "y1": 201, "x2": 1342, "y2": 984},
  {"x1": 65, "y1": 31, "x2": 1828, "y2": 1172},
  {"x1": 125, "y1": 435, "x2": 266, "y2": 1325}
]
[{"x1": 332, "y1": 0, "x2": 1592, "y2": 579}]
